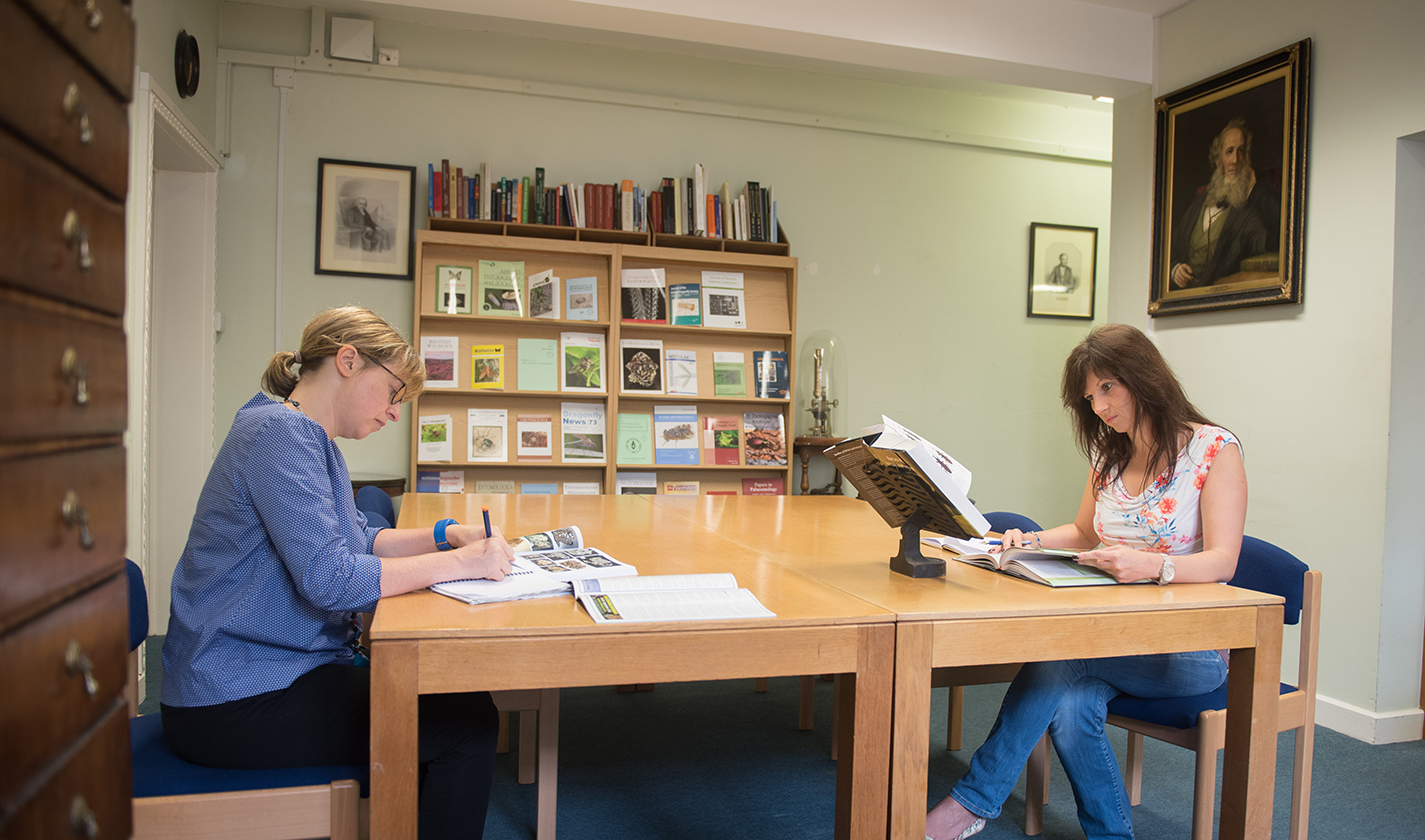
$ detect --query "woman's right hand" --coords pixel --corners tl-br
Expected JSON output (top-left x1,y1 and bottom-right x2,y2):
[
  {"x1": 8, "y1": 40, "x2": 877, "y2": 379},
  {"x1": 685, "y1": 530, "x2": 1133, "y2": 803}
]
[
  {"x1": 997, "y1": 528, "x2": 1037, "y2": 551},
  {"x1": 451, "y1": 534, "x2": 515, "y2": 581}
]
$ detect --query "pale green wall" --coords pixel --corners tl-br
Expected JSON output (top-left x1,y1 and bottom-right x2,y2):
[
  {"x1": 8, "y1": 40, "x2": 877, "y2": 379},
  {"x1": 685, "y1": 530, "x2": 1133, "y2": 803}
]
[
  {"x1": 212, "y1": 4, "x2": 1113, "y2": 526},
  {"x1": 1110, "y1": 0, "x2": 1425, "y2": 737},
  {"x1": 133, "y1": 0, "x2": 220, "y2": 141}
]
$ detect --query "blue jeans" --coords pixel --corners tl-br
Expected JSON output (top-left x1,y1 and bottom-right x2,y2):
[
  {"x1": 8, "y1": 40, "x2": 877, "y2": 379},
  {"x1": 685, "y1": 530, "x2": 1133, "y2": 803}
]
[{"x1": 949, "y1": 651, "x2": 1226, "y2": 840}]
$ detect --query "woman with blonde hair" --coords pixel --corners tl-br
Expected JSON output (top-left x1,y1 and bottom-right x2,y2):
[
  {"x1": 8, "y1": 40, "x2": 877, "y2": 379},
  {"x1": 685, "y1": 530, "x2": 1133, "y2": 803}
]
[
  {"x1": 926, "y1": 324, "x2": 1246, "y2": 840},
  {"x1": 162, "y1": 306, "x2": 514, "y2": 839}
]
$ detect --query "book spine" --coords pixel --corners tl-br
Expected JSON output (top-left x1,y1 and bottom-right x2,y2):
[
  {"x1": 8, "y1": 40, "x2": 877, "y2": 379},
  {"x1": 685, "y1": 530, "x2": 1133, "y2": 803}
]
[
  {"x1": 447, "y1": 163, "x2": 456, "y2": 220},
  {"x1": 456, "y1": 168, "x2": 465, "y2": 219},
  {"x1": 706, "y1": 194, "x2": 716, "y2": 238},
  {"x1": 534, "y1": 167, "x2": 545, "y2": 225},
  {"x1": 427, "y1": 163, "x2": 434, "y2": 219},
  {"x1": 520, "y1": 177, "x2": 529, "y2": 224},
  {"x1": 479, "y1": 163, "x2": 491, "y2": 220}
]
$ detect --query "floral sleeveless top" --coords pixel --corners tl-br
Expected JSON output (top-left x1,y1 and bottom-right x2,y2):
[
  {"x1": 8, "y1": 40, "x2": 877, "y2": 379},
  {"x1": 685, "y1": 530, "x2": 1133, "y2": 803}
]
[{"x1": 1093, "y1": 425, "x2": 1240, "y2": 556}]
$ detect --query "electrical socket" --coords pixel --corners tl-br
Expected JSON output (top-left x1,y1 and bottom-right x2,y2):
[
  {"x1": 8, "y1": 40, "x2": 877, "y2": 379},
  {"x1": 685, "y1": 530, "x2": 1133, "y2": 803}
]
[{"x1": 377, "y1": 48, "x2": 399, "y2": 66}]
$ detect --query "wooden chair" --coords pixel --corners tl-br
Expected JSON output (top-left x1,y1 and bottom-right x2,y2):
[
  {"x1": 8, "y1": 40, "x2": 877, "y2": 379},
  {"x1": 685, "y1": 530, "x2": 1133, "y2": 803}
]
[
  {"x1": 492, "y1": 689, "x2": 560, "y2": 840},
  {"x1": 1025, "y1": 538, "x2": 1320, "y2": 840},
  {"x1": 125, "y1": 560, "x2": 364, "y2": 840}
]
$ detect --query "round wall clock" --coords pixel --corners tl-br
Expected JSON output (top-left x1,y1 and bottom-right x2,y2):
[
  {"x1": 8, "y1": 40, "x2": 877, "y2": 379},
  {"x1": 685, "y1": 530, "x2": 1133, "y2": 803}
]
[{"x1": 174, "y1": 30, "x2": 200, "y2": 99}]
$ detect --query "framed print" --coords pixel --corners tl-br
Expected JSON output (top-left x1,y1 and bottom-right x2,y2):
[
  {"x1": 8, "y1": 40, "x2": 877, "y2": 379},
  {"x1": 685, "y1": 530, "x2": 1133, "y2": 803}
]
[
  {"x1": 315, "y1": 158, "x2": 416, "y2": 280},
  {"x1": 1149, "y1": 39, "x2": 1310, "y2": 317},
  {"x1": 1027, "y1": 223, "x2": 1097, "y2": 320}
]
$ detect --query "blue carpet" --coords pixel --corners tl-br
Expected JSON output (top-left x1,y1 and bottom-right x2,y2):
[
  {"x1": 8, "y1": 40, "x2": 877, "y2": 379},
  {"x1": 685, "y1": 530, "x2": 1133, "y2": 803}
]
[{"x1": 143, "y1": 639, "x2": 1423, "y2": 838}]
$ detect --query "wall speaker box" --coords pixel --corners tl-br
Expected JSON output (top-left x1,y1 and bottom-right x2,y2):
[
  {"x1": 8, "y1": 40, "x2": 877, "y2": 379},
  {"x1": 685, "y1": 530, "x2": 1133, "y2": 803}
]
[{"x1": 330, "y1": 17, "x2": 374, "y2": 62}]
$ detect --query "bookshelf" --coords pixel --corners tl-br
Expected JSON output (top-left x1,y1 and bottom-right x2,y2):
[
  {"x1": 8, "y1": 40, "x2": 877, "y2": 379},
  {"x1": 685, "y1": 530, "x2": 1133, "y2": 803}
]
[{"x1": 409, "y1": 227, "x2": 798, "y2": 495}]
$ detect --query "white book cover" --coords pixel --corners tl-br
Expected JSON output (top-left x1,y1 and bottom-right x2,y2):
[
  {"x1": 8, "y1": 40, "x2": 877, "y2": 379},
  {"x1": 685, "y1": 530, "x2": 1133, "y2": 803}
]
[
  {"x1": 527, "y1": 269, "x2": 561, "y2": 319},
  {"x1": 421, "y1": 336, "x2": 458, "y2": 389},
  {"x1": 437, "y1": 470, "x2": 465, "y2": 493},
  {"x1": 616, "y1": 471, "x2": 658, "y2": 495},
  {"x1": 701, "y1": 271, "x2": 746, "y2": 329},
  {"x1": 561, "y1": 402, "x2": 607, "y2": 463},
  {"x1": 467, "y1": 408, "x2": 508, "y2": 462},
  {"x1": 620, "y1": 338, "x2": 665, "y2": 395},
  {"x1": 665, "y1": 349, "x2": 698, "y2": 396},
  {"x1": 560, "y1": 332, "x2": 605, "y2": 392},
  {"x1": 418, "y1": 414, "x2": 453, "y2": 462},
  {"x1": 516, "y1": 413, "x2": 553, "y2": 461},
  {"x1": 620, "y1": 268, "x2": 667, "y2": 324},
  {"x1": 562, "y1": 482, "x2": 601, "y2": 495}
]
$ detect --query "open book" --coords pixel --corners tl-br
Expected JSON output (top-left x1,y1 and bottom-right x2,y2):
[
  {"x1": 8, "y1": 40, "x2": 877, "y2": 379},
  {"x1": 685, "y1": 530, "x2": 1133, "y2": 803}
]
[
  {"x1": 922, "y1": 536, "x2": 1119, "y2": 588},
  {"x1": 432, "y1": 525, "x2": 637, "y2": 605},
  {"x1": 824, "y1": 416, "x2": 991, "y2": 540},
  {"x1": 571, "y1": 574, "x2": 776, "y2": 623}
]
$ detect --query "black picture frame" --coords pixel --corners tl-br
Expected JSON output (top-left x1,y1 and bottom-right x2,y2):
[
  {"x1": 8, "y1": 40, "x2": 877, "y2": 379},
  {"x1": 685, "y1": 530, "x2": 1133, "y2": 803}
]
[
  {"x1": 315, "y1": 158, "x2": 416, "y2": 281},
  {"x1": 1027, "y1": 222, "x2": 1097, "y2": 320},
  {"x1": 1149, "y1": 39, "x2": 1310, "y2": 317}
]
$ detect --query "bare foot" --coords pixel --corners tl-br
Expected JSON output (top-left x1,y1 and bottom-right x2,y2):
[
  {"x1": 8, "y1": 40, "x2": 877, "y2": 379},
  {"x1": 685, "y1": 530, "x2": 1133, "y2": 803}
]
[{"x1": 925, "y1": 795, "x2": 985, "y2": 840}]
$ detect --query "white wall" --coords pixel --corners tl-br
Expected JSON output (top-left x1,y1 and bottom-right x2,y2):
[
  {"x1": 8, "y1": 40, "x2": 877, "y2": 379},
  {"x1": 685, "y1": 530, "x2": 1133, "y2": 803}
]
[
  {"x1": 211, "y1": 5, "x2": 1113, "y2": 526},
  {"x1": 1111, "y1": 0, "x2": 1425, "y2": 742}
]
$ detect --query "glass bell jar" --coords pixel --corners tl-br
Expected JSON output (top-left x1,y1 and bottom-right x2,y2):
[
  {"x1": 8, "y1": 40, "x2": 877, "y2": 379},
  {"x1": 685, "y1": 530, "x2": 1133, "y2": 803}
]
[{"x1": 796, "y1": 330, "x2": 846, "y2": 439}]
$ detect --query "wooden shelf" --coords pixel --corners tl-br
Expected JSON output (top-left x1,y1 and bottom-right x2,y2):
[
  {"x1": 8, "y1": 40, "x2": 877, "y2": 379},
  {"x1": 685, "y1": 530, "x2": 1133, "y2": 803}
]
[{"x1": 428, "y1": 217, "x2": 791, "y2": 257}]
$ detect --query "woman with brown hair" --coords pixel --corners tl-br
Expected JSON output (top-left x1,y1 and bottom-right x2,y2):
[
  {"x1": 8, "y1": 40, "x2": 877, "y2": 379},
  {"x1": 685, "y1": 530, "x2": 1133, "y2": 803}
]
[
  {"x1": 926, "y1": 324, "x2": 1247, "y2": 840},
  {"x1": 162, "y1": 306, "x2": 514, "y2": 839}
]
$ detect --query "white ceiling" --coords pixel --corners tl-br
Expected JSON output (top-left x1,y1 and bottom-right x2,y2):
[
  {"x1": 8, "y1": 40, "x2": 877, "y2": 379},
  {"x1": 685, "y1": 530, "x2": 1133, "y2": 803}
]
[{"x1": 263, "y1": 0, "x2": 1189, "y2": 101}]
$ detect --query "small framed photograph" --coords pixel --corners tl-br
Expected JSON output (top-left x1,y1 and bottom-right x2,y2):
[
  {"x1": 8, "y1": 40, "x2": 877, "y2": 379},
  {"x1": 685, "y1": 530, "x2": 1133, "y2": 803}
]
[
  {"x1": 1027, "y1": 223, "x2": 1097, "y2": 320},
  {"x1": 315, "y1": 158, "x2": 416, "y2": 280},
  {"x1": 1149, "y1": 40, "x2": 1310, "y2": 316}
]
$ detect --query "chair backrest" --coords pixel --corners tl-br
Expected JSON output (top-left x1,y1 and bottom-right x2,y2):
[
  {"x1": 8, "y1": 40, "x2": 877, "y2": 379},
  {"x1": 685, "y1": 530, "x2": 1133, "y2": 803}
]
[
  {"x1": 355, "y1": 484, "x2": 395, "y2": 529},
  {"x1": 983, "y1": 511, "x2": 1042, "y2": 534},
  {"x1": 126, "y1": 559, "x2": 149, "y2": 652},
  {"x1": 1228, "y1": 536, "x2": 1308, "y2": 625}
]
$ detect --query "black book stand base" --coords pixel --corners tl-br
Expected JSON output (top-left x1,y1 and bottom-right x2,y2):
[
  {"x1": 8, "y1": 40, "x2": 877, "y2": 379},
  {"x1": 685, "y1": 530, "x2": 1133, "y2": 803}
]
[{"x1": 888, "y1": 509, "x2": 946, "y2": 578}]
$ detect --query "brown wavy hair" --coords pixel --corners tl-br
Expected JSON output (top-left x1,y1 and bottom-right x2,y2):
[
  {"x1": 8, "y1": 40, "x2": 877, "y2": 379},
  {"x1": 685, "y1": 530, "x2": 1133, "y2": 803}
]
[
  {"x1": 1060, "y1": 324, "x2": 1215, "y2": 494},
  {"x1": 261, "y1": 305, "x2": 425, "y2": 402}
]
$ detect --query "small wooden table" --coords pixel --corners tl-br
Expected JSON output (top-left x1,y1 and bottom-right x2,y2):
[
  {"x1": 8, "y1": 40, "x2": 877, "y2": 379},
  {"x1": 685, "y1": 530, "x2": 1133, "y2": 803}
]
[
  {"x1": 373, "y1": 494, "x2": 896, "y2": 840},
  {"x1": 793, "y1": 436, "x2": 845, "y2": 495},
  {"x1": 350, "y1": 472, "x2": 406, "y2": 499}
]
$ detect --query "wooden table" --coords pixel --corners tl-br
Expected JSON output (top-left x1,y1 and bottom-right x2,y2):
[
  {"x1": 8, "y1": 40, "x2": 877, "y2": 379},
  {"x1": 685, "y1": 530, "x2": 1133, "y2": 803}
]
[
  {"x1": 647, "y1": 496, "x2": 1284, "y2": 840},
  {"x1": 373, "y1": 494, "x2": 897, "y2": 840}
]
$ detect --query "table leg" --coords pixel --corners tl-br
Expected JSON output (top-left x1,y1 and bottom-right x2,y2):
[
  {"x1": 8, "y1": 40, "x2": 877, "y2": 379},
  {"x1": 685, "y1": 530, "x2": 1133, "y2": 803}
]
[
  {"x1": 889, "y1": 623, "x2": 934, "y2": 840},
  {"x1": 799, "y1": 447, "x2": 813, "y2": 495},
  {"x1": 371, "y1": 640, "x2": 421, "y2": 840},
  {"x1": 835, "y1": 623, "x2": 895, "y2": 840},
  {"x1": 1218, "y1": 604, "x2": 1283, "y2": 840}
]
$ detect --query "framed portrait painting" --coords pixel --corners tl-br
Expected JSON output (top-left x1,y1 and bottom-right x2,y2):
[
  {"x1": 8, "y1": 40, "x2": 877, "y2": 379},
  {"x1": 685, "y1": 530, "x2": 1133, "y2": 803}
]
[
  {"x1": 1027, "y1": 222, "x2": 1096, "y2": 320},
  {"x1": 1149, "y1": 39, "x2": 1310, "y2": 317},
  {"x1": 315, "y1": 158, "x2": 416, "y2": 280}
]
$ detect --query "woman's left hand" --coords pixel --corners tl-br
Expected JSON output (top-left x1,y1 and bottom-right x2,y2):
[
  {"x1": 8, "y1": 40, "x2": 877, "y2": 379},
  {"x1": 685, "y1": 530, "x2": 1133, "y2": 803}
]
[{"x1": 1074, "y1": 545, "x2": 1163, "y2": 583}]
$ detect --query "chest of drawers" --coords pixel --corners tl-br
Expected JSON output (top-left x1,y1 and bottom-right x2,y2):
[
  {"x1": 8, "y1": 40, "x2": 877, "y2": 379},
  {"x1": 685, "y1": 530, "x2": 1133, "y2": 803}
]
[{"x1": 0, "y1": 0, "x2": 135, "y2": 836}]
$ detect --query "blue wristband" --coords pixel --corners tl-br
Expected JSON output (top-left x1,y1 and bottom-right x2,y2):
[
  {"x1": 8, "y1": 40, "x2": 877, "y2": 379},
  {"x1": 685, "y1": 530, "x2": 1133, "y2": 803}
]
[{"x1": 434, "y1": 518, "x2": 458, "y2": 551}]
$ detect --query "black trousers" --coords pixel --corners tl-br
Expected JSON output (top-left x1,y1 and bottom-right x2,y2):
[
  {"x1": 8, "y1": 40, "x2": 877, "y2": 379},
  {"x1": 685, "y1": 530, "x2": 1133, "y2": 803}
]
[{"x1": 162, "y1": 663, "x2": 498, "y2": 840}]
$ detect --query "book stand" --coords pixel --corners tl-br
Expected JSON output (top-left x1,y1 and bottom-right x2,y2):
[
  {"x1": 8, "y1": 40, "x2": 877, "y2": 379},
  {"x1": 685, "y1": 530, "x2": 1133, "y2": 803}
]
[{"x1": 860, "y1": 460, "x2": 983, "y2": 578}]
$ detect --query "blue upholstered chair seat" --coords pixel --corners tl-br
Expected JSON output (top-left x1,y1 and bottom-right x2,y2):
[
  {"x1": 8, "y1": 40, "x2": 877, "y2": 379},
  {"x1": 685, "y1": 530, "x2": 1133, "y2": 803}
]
[
  {"x1": 1108, "y1": 682, "x2": 1297, "y2": 730},
  {"x1": 129, "y1": 708, "x2": 369, "y2": 798}
]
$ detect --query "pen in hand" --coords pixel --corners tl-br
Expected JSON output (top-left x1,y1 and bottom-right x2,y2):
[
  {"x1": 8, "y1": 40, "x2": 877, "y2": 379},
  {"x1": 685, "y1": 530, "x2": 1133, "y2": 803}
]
[{"x1": 482, "y1": 506, "x2": 492, "y2": 540}]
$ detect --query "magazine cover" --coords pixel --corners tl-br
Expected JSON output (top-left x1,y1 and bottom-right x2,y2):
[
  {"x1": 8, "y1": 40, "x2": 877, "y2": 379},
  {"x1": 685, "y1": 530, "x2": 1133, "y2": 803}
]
[
  {"x1": 421, "y1": 336, "x2": 458, "y2": 389},
  {"x1": 478, "y1": 260, "x2": 525, "y2": 316},
  {"x1": 561, "y1": 402, "x2": 607, "y2": 463},
  {"x1": 468, "y1": 408, "x2": 508, "y2": 462},
  {"x1": 561, "y1": 332, "x2": 605, "y2": 392},
  {"x1": 620, "y1": 339, "x2": 665, "y2": 394}
]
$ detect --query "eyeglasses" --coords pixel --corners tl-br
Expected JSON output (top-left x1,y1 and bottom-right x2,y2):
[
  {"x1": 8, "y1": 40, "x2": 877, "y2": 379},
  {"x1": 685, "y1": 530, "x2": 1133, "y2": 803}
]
[{"x1": 361, "y1": 351, "x2": 407, "y2": 405}]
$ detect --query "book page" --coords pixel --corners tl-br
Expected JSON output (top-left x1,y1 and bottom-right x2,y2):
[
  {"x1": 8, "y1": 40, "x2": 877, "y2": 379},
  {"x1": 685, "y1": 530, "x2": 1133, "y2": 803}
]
[
  {"x1": 578, "y1": 588, "x2": 776, "y2": 623},
  {"x1": 573, "y1": 573, "x2": 737, "y2": 595}
]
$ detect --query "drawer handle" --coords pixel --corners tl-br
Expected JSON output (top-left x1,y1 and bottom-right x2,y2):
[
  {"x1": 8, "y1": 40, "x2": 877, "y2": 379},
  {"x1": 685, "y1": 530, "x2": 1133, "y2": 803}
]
[
  {"x1": 61, "y1": 347, "x2": 91, "y2": 406},
  {"x1": 65, "y1": 640, "x2": 99, "y2": 699},
  {"x1": 70, "y1": 794, "x2": 99, "y2": 838},
  {"x1": 76, "y1": 0, "x2": 103, "y2": 31},
  {"x1": 62, "y1": 489, "x2": 95, "y2": 549},
  {"x1": 61, "y1": 82, "x2": 95, "y2": 147},
  {"x1": 63, "y1": 209, "x2": 94, "y2": 273}
]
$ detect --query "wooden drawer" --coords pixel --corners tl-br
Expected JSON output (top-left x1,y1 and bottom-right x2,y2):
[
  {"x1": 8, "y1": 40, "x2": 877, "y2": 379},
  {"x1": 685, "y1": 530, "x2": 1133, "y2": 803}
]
[
  {"x1": 0, "y1": 0, "x2": 128, "y2": 200},
  {"x1": 0, "y1": 573, "x2": 127, "y2": 810},
  {"x1": 0, "y1": 446, "x2": 125, "y2": 630},
  {"x1": 0, "y1": 699, "x2": 131, "y2": 839},
  {"x1": 0, "y1": 303, "x2": 126, "y2": 442},
  {"x1": 0, "y1": 130, "x2": 126, "y2": 316},
  {"x1": 15, "y1": 0, "x2": 135, "y2": 101}
]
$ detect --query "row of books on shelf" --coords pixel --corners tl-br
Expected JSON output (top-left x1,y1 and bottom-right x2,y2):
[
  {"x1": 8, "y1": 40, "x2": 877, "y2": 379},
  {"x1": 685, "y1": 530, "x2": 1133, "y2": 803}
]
[
  {"x1": 423, "y1": 334, "x2": 788, "y2": 399},
  {"x1": 437, "y1": 261, "x2": 756, "y2": 331},
  {"x1": 428, "y1": 161, "x2": 779, "y2": 242},
  {"x1": 417, "y1": 407, "x2": 789, "y2": 467},
  {"x1": 415, "y1": 472, "x2": 786, "y2": 497}
]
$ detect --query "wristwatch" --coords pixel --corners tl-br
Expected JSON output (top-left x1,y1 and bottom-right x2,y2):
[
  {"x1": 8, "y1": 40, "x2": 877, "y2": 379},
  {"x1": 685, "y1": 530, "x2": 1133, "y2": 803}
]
[
  {"x1": 434, "y1": 518, "x2": 459, "y2": 551},
  {"x1": 1156, "y1": 553, "x2": 1176, "y2": 585}
]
